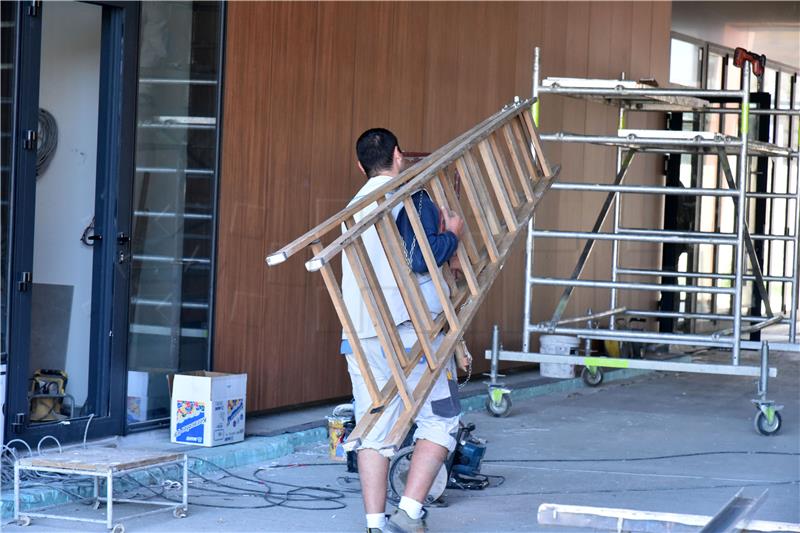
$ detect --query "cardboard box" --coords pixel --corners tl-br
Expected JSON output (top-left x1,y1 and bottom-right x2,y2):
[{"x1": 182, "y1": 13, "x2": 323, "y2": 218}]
[{"x1": 170, "y1": 371, "x2": 247, "y2": 447}]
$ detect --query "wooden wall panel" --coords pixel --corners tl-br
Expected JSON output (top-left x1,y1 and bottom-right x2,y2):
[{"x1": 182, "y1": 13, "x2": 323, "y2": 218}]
[{"x1": 216, "y1": 1, "x2": 674, "y2": 412}]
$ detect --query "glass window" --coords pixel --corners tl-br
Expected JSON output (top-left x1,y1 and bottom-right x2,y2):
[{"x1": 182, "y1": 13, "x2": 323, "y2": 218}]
[
  {"x1": 669, "y1": 38, "x2": 702, "y2": 88},
  {"x1": 127, "y1": 1, "x2": 222, "y2": 426}
]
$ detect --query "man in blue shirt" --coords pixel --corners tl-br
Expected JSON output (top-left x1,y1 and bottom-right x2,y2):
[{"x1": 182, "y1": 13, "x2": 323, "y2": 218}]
[{"x1": 341, "y1": 128, "x2": 464, "y2": 533}]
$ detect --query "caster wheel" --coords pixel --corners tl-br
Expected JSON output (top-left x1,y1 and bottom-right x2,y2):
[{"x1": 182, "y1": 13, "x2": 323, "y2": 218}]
[
  {"x1": 173, "y1": 507, "x2": 188, "y2": 518},
  {"x1": 112, "y1": 524, "x2": 125, "y2": 533},
  {"x1": 485, "y1": 394, "x2": 512, "y2": 417},
  {"x1": 581, "y1": 367, "x2": 603, "y2": 387},
  {"x1": 16, "y1": 515, "x2": 31, "y2": 527},
  {"x1": 754, "y1": 410, "x2": 782, "y2": 435}
]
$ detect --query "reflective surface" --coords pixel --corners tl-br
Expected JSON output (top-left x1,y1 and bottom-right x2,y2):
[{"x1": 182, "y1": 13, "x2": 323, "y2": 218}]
[{"x1": 126, "y1": 1, "x2": 222, "y2": 426}]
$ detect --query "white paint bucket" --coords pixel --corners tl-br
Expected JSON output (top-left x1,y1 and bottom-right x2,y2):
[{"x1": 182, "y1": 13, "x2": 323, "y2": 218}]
[{"x1": 539, "y1": 334, "x2": 580, "y2": 378}]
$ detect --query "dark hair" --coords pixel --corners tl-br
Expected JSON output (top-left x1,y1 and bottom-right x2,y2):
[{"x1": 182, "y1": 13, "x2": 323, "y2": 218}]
[{"x1": 356, "y1": 128, "x2": 400, "y2": 177}]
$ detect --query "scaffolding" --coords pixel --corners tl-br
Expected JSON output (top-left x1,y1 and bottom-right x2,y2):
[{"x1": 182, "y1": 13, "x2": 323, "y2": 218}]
[{"x1": 488, "y1": 48, "x2": 798, "y2": 434}]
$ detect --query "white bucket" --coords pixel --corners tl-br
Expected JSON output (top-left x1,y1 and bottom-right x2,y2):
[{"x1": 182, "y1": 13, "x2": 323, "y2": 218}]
[{"x1": 539, "y1": 335, "x2": 580, "y2": 379}]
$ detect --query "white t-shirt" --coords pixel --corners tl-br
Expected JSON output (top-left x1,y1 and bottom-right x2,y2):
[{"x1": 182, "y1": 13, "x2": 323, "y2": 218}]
[{"x1": 341, "y1": 175, "x2": 447, "y2": 341}]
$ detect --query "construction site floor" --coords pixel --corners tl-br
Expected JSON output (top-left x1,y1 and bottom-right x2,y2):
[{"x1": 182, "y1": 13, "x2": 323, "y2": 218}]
[{"x1": 3, "y1": 350, "x2": 798, "y2": 532}]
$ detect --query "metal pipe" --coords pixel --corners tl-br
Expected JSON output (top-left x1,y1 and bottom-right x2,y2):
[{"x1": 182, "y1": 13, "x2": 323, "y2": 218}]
[
  {"x1": 531, "y1": 229, "x2": 736, "y2": 245},
  {"x1": 759, "y1": 341, "x2": 769, "y2": 398},
  {"x1": 530, "y1": 277, "x2": 735, "y2": 294},
  {"x1": 610, "y1": 107, "x2": 625, "y2": 328},
  {"x1": 540, "y1": 132, "x2": 742, "y2": 149},
  {"x1": 712, "y1": 314, "x2": 785, "y2": 337},
  {"x1": 623, "y1": 309, "x2": 788, "y2": 323},
  {"x1": 791, "y1": 147, "x2": 800, "y2": 342},
  {"x1": 490, "y1": 324, "x2": 500, "y2": 386},
  {"x1": 732, "y1": 62, "x2": 751, "y2": 365},
  {"x1": 525, "y1": 325, "x2": 735, "y2": 347},
  {"x1": 616, "y1": 266, "x2": 794, "y2": 283},
  {"x1": 697, "y1": 107, "x2": 800, "y2": 117},
  {"x1": 551, "y1": 182, "x2": 738, "y2": 197},
  {"x1": 488, "y1": 351, "x2": 777, "y2": 378},
  {"x1": 523, "y1": 47, "x2": 540, "y2": 352},
  {"x1": 618, "y1": 226, "x2": 795, "y2": 242},
  {"x1": 748, "y1": 191, "x2": 796, "y2": 199},
  {"x1": 538, "y1": 86, "x2": 745, "y2": 98},
  {"x1": 554, "y1": 307, "x2": 627, "y2": 326}
]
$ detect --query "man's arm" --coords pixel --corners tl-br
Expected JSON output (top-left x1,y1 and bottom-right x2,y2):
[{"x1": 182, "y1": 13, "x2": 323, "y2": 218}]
[{"x1": 396, "y1": 191, "x2": 462, "y2": 274}]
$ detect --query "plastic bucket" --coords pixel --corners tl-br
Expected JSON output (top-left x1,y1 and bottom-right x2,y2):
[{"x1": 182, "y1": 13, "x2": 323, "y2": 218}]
[
  {"x1": 326, "y1": 416, "x2": 349, "y2": 461},
  {"x1": 539, "y1": 334, "x2": 580, "y2": 378}
]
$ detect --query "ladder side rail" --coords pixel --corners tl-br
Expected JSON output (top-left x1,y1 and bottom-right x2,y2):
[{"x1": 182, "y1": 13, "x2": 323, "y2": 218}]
[
  {"x1": 488, "y1": 134, "x2": 523, "y2": 208},
  {"x1": 374, "y1": 216, "x2": 439, "y2": 371},
  {"x1": 502, "y1": 123, "x2": 537, "y2": 201},
  {"x1": 343, "y1": 239, "x2": 415, "y2": 409},
  {"x1": 303, "y1": 103, "x2": 539, "y2": 271},
  {"x1": 266, "y1": 103, "x2": 526, "y2": 266},
  {"x1": 464, "y1": 150, "x2": 504, "y2": 235},
  {"x1": 428, "y1": 175, "x2": 480, "y2": 296},
  {"x1": 345, "y1": 225, "x2": 412, "y2": 369},
  {"x1": 346, "y1": 291, "x2": 466, "y2": 449},
  {"x1": 478, "y1": 140, "x2": 520, "y2": 231},
  {"x1": 521, "y1": 108, "x2": 553, "y2": 177},
  {"x1": 380, "y1": 182, "x2": 555, "y2": 451},
  {"x1": 455, "y1": 157, "x2": 501, "y2": 262},
  {"x1": 401, "y1": 196, "x2": 461, "y2": 333},
  {"x1": 311, "y1": 242, "x2": 382, "y2": 408},
  {"x1": 438, "y1": 169, "x2": 481, "y2": 264}
]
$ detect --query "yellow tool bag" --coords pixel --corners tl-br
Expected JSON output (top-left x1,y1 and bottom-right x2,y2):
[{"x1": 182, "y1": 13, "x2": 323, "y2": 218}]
[{"x1": 29, "y1": 369, "x2": 69, "y2": 422}]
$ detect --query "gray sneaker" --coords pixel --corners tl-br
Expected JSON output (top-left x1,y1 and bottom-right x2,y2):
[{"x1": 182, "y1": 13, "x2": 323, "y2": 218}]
[{"x1": 384, "y1": 508, "x2": 426, "y2": 533}]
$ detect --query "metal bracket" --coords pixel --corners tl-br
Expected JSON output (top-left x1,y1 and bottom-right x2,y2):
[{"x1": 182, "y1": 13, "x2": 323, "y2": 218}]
[
  {"x1": 23, "y1": 130, "x2": 37, "y2": 150},
  {"x1": 27, "y1": 0, "x2": 41, "y2": 17},
  {"x1": 18, "y1": 272, "x2": 32, "y2": 292}
]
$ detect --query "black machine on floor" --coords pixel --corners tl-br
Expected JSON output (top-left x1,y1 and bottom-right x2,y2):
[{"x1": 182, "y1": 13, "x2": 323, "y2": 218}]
[{"x1": 345, "y1": 420, "x2": 488, "y2": 503}]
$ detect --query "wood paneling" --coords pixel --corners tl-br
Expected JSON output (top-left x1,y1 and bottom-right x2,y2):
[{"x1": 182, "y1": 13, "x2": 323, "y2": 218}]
[{"x1": 216, "y1": 1, "x2": 673, "y2": 412}]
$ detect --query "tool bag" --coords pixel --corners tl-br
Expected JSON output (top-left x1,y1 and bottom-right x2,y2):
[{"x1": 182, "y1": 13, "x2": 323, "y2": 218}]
[{"x1": 29, "y1": 369, "x2": 69, "y2": 421}]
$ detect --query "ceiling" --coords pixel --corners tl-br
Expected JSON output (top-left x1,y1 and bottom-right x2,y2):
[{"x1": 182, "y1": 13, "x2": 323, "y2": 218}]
[{"x1": 672, "y1": 1, "x2": 800, "y2": 70}]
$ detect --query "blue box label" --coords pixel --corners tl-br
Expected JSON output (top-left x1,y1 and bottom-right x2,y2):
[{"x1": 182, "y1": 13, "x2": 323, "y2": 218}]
[{"x1": 175, "y1": 400, "x2": 205, "y2": 444}]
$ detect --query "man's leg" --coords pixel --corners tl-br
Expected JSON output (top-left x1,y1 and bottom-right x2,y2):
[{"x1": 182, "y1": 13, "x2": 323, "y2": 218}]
[
  {"x1": 402, "y1": 439, "x2": 447, "y2": 503},
  {"x1": 357, "y1": 448, "x2": 390, "y2": 514}
]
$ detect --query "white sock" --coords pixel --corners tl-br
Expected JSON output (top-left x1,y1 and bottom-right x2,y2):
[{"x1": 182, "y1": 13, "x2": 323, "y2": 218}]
[
  {"x1": 398, "y1": 496, "x2": 423, "y2": 519},
  {"x1": 366, "y1": 513, "x2": 386, "y2": 529}
]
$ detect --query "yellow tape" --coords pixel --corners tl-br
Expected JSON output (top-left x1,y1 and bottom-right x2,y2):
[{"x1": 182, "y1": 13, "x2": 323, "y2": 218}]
[
  {"x1": 741, "y1": 105, "x2": 749, "y2": 136},
  {"x1": 532, "y1": 101, "x2": 540, "y2": 128},
  {"x1": 584, "y1": 357, "x2": 629, "y2": 369}
]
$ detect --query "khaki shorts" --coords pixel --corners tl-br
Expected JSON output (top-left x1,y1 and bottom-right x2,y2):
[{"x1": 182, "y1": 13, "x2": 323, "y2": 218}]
[{"x1": 345, "y1": 324, "x2": 461, "y2": 456}]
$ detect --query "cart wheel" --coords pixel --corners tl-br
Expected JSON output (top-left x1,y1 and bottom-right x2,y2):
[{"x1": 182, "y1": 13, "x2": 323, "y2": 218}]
[
  {"x1": 16, "y1": 515, "x2": 31, "y2": 527},
  {"x1": 112, "y1": 524, "x2": 125, "y2": 533},
  {"x1": 388, "y1": 447, "x2": 446, "y2": 504},
  {"x1": 754, "y1": 410, "x2": 782, "y2": 436},
  {"x1": 485, "y1": 394, "x2": 512, "y2": 417},
  {"x1": 173, "y1": 507, "x2": 188, "y2": 518},
  {"x1": 581, "y1": 367, "x2": 603, "y2": 387}
]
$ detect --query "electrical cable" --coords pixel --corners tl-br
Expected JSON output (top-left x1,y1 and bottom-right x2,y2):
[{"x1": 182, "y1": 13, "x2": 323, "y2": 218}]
[{"x1": 36, "y1": 108, "x2": 57, "y2": 176}]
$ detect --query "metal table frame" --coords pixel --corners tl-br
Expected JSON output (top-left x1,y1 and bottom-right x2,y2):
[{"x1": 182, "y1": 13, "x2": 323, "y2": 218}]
[{"x1": 13, "y1": 453, "x2": 188, "y2": 531}]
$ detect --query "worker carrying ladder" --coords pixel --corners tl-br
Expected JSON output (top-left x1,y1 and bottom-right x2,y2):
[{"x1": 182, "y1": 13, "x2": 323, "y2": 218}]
[{"x1": 266, "y1": 98, "x2": 557, "y2": 453}]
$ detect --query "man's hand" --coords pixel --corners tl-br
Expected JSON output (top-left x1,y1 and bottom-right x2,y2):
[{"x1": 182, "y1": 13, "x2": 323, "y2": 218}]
[
  {"x1": 449, "y1": 253, "x2": 463, "y2": 279},
  {"x1": 440, "y1": 205, "x2": 464, "y2": 239}
]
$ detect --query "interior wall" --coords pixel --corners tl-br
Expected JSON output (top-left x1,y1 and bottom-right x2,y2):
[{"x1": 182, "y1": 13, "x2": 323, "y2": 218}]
[
  {"x1": 672, "y1": 1, "x2": 800, "y2": 70},
  {"x1": 216, "y1": 1, "x2": 673, "y2": 412},
  {"x1": 32, "y1": 1, "x2": 102, "y2": 407}
]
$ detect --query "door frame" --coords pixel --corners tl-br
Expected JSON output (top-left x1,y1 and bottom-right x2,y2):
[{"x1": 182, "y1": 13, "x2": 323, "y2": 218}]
[{"x1": 5, "y1": 0, "x2": 139, "y2": 444}]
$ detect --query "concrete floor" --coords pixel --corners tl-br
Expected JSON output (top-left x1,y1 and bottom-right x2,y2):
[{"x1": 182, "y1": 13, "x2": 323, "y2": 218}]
[{"x1": 11, "y1": 350, "x2": 799, "y2": 532}]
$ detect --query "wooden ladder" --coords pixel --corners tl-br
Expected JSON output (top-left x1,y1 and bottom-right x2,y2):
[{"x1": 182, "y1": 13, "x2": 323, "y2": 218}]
[{"x1": 266, "y1": 98, "x2": 558, "y2": 452}]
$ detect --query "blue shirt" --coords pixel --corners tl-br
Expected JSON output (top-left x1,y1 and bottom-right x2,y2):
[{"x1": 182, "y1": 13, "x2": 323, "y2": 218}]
[{"x1": 395, "y1": 190, "x2": 458, "y2": 273}]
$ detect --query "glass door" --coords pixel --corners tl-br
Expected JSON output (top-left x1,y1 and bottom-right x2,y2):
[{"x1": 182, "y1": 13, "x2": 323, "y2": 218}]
[{"x1": 5, "y1": 1, "x2": 139, "y2": 444}]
